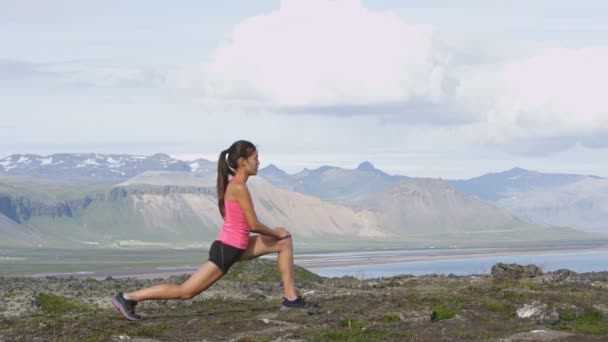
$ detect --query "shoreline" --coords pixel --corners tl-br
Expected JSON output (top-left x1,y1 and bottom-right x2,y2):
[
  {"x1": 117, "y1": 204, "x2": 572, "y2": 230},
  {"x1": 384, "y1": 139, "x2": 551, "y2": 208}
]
[
  {"x1": 11, "y1": 244, "x2": 607, "y2": 280},
  {"x1": 296, "y1": 245, "x2": 608, "y2": 268}
]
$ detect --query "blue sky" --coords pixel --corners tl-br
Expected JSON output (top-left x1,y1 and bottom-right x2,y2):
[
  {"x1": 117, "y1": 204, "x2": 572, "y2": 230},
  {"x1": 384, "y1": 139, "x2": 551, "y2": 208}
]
[{"x1": 2, "y1": 0, "x2": 608, "y2": 179}]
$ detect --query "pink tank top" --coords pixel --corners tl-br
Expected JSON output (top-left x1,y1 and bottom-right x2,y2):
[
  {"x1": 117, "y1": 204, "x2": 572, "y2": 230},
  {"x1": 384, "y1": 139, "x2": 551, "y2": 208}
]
[{"x1": 217, "y1": 176, "x2": 252, "y2": 249}]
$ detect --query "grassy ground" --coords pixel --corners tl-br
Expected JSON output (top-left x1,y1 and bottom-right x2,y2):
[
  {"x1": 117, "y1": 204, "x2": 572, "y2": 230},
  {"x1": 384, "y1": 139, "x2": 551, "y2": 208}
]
[{"x1": 1, "y1": 259, "x2": 608, "y2": 341}]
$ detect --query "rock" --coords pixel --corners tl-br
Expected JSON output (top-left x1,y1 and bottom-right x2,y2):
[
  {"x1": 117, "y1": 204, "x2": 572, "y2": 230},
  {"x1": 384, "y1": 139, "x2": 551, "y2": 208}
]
[
  {"x1": 271, "y1": 333, "x2": 307, "y2": 342},
  {"x1": 593, "y1": 303, "x2": 608, "y2": 315},
  {"x1": 306, "y1": 305, "x2": 321, "y2": 315},
  {"x1": 453, "y1": 309, "x2": 481, "y2": 321},
  {"x1": 186, "y1": 318, "x2": 199, "y2": 325},
  {"x1": 540, "y1": 269, "x2": 578, "y2": 283},
  {"x1": 257, "y1": 313, "x2": 279, "y2": 320},
  {"x1": 543, "y1": 310, "x2": 560, "y2": 325},
  {"x1": 491, "y1": 263, "x2": 543, "y2": 280},
  {"x1": 247, "y1": 293, "x2": 266, "y2": 300},
  {"x1": 498, "y1": 329, "x2": 575, "y2": 341},
  {"x1": 516, "y1": 302, "x2": 560, "y2": 324},
  {"x1": 400, "y1": 309, "x2": 433, "y2": 323}
]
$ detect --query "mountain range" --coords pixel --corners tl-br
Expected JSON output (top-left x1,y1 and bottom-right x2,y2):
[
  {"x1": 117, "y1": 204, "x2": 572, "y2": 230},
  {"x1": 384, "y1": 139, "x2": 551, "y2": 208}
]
[
  {"x1": 0, "y1": 153, "x2": 214, "y2": 185},
  {"x1": 1, "y1": 153, "x2": 607, "y2": 249}
]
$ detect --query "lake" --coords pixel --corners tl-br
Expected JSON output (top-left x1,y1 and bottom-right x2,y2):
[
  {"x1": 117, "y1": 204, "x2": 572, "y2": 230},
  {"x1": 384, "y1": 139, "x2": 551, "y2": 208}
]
[
  {"x1": 17, "y1": 246, "x2": 608, "y2": 279},
  {"x1": 296, "y1": 248, "x2": 608, "y2": 279}
]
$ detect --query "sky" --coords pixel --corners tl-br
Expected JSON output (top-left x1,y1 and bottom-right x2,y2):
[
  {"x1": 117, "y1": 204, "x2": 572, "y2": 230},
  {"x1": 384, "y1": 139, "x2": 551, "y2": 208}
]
[{"x1": 2, "y1": 0, "x2": 608, "y2": 179}]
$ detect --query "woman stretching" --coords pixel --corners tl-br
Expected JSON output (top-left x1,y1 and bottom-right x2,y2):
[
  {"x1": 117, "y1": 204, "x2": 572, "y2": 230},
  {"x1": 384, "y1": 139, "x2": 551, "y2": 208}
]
[{"x1": 112, "y1": 140, "x2": 314, "y2": 320}]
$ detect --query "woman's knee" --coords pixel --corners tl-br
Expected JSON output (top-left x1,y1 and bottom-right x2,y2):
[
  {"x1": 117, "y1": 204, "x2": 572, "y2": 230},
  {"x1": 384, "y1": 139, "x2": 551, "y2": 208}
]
[
  {"x1": 279, "y1": 237, "x2": 293, "y2": 251},
  {"x1": 178, "y1": 285, "x2": 198, "y2": 300}
]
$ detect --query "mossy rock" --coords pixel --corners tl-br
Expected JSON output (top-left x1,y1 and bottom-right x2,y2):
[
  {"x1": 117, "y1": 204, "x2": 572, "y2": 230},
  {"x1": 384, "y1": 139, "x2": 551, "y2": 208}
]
[{"x1": 224, "y1": 258, "x2": 323, "y2": 282}]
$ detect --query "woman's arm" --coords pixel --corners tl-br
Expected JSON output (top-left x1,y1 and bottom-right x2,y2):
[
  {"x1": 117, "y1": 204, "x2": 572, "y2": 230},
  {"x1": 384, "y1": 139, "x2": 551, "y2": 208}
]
[{"x1": 233, "y1": 183, "x2": 291, "y2": 240}]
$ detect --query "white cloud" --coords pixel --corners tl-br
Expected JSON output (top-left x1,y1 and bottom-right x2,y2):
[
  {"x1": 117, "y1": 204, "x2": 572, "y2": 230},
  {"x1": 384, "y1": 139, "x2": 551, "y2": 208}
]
[
  {"x1": 167, "y1": 0, "x2": 454, "y2": 113},
  {"x1": 5, "y1": 0, "x2": 608, "y2": 164},
  {"x1": 457, "y1": 47, "x2": 608, "y2": 151},
  {"x1": 165, "y1": 0, "x2": 608, "y2": 155}
]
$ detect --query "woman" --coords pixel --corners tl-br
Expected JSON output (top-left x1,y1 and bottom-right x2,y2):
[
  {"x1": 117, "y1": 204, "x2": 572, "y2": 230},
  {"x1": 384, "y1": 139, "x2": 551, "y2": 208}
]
[{"x1": 112, "y1": 140, "x2": 314, "y2": 320}]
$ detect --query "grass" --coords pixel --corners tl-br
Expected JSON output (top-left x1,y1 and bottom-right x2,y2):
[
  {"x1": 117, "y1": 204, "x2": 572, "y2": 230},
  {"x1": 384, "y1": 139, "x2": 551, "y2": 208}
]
[
  {"x1": 2, "y1": 273, "x2": 607, "y2": 341},
  {"x1": 307, "y1": 318, "x2": 390, "y2": 341},
  {"x1": 35, "y1": 293, "x2": 94, "y2": 315},
  {"x1": 5, "y1": 291, "x2": 26, "y2": 299},
  {"x1": 382, "y1": 313, "x2": 401, "y2": 323},
  {"x1": 454, "y1": 328, "x2": 493, "y2": 340},
  {"x1": 130, "y1": 323, "x2": 171, "y2": 337},
  {"x1": 501, "y1": 289, "x2": 527, "y2": 302},
  {"x1": 224, "y1": 258, "x2": 322, "y2": 283},
  {"x1": 431, "y1": 302, "x2": 460, "y2": 322},
  {"x1": 0, "y1": 247, "x2": 211, "y2": 276},
  {"x1": 487, "y1": 301, "x2": 513, "y2": 312},
  {"x1": 559, "y1": 308, "x2": 577, "y2": 321},
  {"x1": 558, "y1": 310, "x2": 608, "y2": 334}
]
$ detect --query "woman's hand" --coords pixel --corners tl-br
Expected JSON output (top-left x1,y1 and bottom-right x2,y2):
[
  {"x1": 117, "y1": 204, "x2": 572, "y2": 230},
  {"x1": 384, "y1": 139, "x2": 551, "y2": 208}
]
[{"x1": 274, "y1": 227, "x2": 291, "y2": 240}]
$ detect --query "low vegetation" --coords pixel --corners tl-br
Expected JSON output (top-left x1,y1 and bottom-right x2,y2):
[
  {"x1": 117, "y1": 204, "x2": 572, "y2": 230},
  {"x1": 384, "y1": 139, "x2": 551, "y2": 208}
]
[{"x1": 1, "y1": 260, "x2": 607, "y2": 341}]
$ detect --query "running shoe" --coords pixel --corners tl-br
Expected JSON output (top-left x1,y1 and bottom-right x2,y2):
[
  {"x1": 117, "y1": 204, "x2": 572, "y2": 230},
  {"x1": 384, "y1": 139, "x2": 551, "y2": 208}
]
[
  {"x1": 111, "y1": 292, "x2": 142, "y2": 321},
  {"x1": 280, "y1": 295, "x2": 319, "y2": 312}
]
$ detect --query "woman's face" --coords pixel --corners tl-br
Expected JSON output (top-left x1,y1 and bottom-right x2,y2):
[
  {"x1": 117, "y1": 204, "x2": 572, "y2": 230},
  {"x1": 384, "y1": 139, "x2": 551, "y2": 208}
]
[{"x1": 240, "y1": 150, "x2": 260, "y2": 175}]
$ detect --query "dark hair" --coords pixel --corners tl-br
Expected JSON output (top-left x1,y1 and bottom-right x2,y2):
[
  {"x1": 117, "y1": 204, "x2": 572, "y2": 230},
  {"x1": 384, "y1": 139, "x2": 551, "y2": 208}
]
[{"x1": 217, "y1": 140, "x2": 257, "y2": 218}]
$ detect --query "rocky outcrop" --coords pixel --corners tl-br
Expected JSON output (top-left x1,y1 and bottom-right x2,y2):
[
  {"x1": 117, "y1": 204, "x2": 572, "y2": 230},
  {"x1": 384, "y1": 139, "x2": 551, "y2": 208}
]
[
  {"x1": 540, "y1": 269, "x2": 580, "y2": 283},
  {"x1": 0, "y1": 195, "x2": 100, "y2": 222},
  {"x1": 491, "y1": 263, "x2": 543, "y2": 280}
]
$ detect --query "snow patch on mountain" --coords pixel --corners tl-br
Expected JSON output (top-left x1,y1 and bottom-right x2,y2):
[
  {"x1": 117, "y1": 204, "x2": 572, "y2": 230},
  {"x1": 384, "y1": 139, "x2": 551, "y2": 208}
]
[{"x1": 40, "y1": 157, "x2": 53, "y2": 165}]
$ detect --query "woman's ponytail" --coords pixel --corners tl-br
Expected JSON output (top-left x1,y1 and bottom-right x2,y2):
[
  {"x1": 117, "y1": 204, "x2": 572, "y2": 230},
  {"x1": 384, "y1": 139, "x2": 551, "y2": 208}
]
[{"x1": 217, "y1": 149, "x2": 231, "y2": 218}]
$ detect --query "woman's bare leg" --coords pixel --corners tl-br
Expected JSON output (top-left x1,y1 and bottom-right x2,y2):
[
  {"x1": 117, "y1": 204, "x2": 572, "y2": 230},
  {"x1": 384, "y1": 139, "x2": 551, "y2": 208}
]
[
  {"x1": 239, "y1": 235, "x2": 297, "y2": 299},
  {"x1": 127, "y1": 261, "x2": 224, "y2": 301}
]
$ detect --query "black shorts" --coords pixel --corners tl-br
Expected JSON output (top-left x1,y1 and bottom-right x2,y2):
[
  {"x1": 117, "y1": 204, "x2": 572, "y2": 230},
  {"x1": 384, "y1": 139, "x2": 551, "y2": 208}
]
[{"x1": 208, "y1": 240, "x2": 245, "y2": 274}]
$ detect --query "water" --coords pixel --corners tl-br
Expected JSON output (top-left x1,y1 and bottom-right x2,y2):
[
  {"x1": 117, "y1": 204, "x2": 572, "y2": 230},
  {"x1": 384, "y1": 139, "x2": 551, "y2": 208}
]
[
  {"x1": 301, "y1": 249, "x2": 608, "y2": 279},
  {"x1": 24, "y1": 247, "x2": 608, "y2": 279},
  {"x1": 32, "y1": 271, "x2": 95, "y2": 278}
]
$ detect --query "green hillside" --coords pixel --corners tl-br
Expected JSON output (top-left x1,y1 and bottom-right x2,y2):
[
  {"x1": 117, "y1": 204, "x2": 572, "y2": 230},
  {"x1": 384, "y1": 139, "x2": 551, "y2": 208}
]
[{"x1": 1, "y1": 178, "x2": 607, "y2": 250}]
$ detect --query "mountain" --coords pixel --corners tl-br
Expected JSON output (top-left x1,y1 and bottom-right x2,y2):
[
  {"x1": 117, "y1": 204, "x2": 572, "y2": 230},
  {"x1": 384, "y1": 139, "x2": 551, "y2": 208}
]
[
  {"x1": 0, "y1": 154, "x2": 404, "y2": 204},
  {"x1": 250, "y1": 184, "x2": 387, "y2": 239},
  {"x1": 497, "y1": 177, "x2": 608, "y2": 233},
  {"x1": 118, "y1": 170, "x2": 217, "y2": 187},
  {"x1": 448, "y1": 167, "x2": 599, "y2": 202},
  {"x1": 0, "y1": 153, "x2": 201, "y2": 185},
  {"x1": 257, "y1": 164, "x2": 292, "y2": 189},
  {"x1": 447, "y1": 167, "x2": 608, "y2": 233},
  {"x1": 187, "y1": 158, "x2": 216, "y2": 174},
  {"x1": 2, "y1": 155, "x2": 608, "y2": 248},
  {"x1": 348, "y1": 178, "x2": 598, "y2": 246},
  {"x1": 258, "y1": 161, "x2": 407, "y2": 204},
  {"x1": 0, "y1": 181, "x2": 222, "y2": 246},
  {"x1": 1, "y1": 176, "x2": 604, "y2": 249},
  {"x1": 0, "y1": 179, "x2": 385, "y2": 248},
  {"x1": 0, "y1": 213, "x2": 42, "y2": 247},
  {"x1": 353, "y1": 178, "x2": 521, "y2": 234}
]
